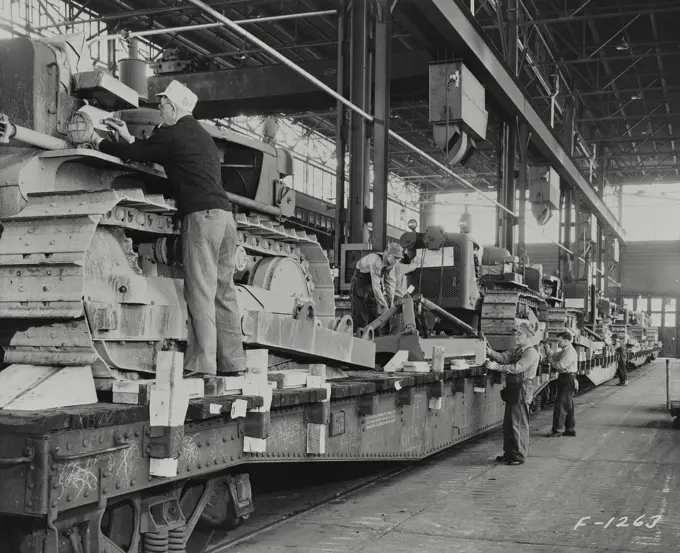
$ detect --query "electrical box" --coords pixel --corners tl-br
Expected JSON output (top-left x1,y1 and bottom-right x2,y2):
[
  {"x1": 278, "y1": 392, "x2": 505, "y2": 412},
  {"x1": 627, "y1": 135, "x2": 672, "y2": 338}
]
[
  {"x1": 607, "y1": 237, "x2": 620, "y2": 263},
  {"x1": 529, "y1": 166, "x2": 560, "y2": 209},
  {"x1": 428, "y1": 62, "x2": 487, "y2": 140},
  {"x1": 577, "y1": 212, "x2": 597, "y2": 247}
]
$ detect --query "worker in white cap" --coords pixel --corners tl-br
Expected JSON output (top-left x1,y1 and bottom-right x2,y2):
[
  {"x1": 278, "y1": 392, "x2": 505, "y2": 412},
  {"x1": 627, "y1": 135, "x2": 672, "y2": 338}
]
[
  {"x1": 91, "y1": 80, "x2": 245, "y2": 377},
  {"x1": 485, "y1": 320, "x2": 540, "y2": 466},
  {"x1": 351, "y1": 242, "x2": 403, "y2": 334}
]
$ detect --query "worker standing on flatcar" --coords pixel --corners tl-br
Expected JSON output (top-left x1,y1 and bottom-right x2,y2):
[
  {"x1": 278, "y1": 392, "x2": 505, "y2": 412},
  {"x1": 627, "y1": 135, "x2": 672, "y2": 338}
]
[
  {"x1": 485, "y1": 321, "x2": 540, "y2": 466},
  {"x1": 543, "y1": 331, "x2": 578, "y2": 437},
  {"x1": 92, "y1": 80, "x2": 245, "y2": 377},
  {"x1": 351, "y1": 243, "x2": 403, "y2": 334}
]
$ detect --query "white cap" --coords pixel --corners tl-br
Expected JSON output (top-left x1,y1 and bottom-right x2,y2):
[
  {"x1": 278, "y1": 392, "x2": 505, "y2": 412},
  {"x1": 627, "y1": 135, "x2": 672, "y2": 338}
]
[{"x1": 156, "y1": 80, "x2": 198, "y2": 113}]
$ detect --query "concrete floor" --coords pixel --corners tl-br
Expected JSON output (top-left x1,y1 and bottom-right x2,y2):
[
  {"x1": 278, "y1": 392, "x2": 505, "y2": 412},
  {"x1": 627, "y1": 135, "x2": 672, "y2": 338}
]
[{"x1": 230, "y1": 359, "x2": 680, "y2": 553}]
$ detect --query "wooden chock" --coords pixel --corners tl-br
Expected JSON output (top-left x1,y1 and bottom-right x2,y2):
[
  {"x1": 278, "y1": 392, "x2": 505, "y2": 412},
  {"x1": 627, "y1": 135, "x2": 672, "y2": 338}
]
[
  {"x1": 243, "y1": 349, "x2": 272, "y2": 454},
  {"x1": 149, "y1": 352, "x2": 189, "y2": 477}
]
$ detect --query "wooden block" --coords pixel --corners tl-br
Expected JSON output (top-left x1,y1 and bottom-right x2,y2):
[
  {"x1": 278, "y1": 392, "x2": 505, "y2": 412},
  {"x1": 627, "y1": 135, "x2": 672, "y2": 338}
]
[
  {"x1": 246, "y1": 349, "x2": 269, "y2": 370},
  {"x1": 305, "y1": 401, "x2": 330, "y2": 424},
  {"x1": 309, "y1": 364, "x2": 327, "y2": 381},
  {"x1": 149, "y1": 389, "x2": 170, "y2": 426},
  {"x1": 357, "y1": 394, "x2": 379, "y2": 415},
  {"x1": 429, "y1": 397, "x2": 443, "y2": 410},
  {"x1": 428, "y1": 380, "x2": 445, "y2": 398},
  {"x1": 402, "y1": 361, "x2": 431, "y2": 373},
  {"x1": 0, "y1": 365, "x2": 98, "y2": 410},
  {"x1": 230, "y1": 398, "x2": 248, "y2": 419},
  {"x1": 150, "y1": 352, "x2": 190, "y2": 428},
  {"x1": 112, "y1": 392, "x2": 143, "y2": 405},
  {"x1": 204, "y1": 376, "x2": 244, "y2": 396},
  {"x1": 268, "y1": 369, "x2": 309, "y2": 389},
  {"x1": 154, "y1": 351, "x2": 183, "y2": 392},
  {"x1": 112, "y1": 379, "x2": 153, "y2": 394},
  {"x1": 384, "y1": 350, "x2": 409, "y2": 373},
  {"x1": 431, "y1": 346, "x2": 445, "y2": 372},
  {"x1": 453, "y1": 378, "x2": 466, "y2": 393},
  {"x1": 149, "y1": 458, "x2": 178, "y2": 478},
  {"x1": 306, "y1": 423, "x2": 326, "y2": 454},
  {"x1": 169, "y1": 386, "x2": 191, "y2": 427},
  {"x1": 244, "y1": 437, "x2": 267, "y2": 453},
  {"x1": 306, "y1": 374, "x2": 324, "y2": 389},
  {"x1": 242, "y1": 411, "x2": 270, "y2": 439},
  {"x1": 397, "y1": 387, "x2": 416, "y2": 406},
  {"x1": 185, "y1": 377, "x2": 205, "y2": 399}
]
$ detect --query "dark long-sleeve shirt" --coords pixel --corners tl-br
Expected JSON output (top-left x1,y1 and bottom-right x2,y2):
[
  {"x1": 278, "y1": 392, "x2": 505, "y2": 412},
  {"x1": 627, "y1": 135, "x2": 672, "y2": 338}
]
[{"x1": 99, "y1": 116, "x2": 231, "y2": 217}]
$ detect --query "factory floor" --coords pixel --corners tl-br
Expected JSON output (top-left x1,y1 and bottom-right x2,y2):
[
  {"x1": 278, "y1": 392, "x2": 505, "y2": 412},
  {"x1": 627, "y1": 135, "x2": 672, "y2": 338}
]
[{"x1": 229, "y1": 358, "x2": 680, "y2": 553}]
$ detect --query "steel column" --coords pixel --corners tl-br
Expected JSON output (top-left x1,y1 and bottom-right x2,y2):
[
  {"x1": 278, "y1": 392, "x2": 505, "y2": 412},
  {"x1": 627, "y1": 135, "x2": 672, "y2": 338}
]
[
  {"x1": 499, "y1": 0, "x2": 519, "y2": 254},
  {"x1": 563, "y1": 186, "x2": 573, "y2": 280},
  {"x1": 562, "y1": 96, "x2": 575, "y2": 155},
  {"x1": 517, "y1": 124, "x2": 529, "y2": 263},
  {"x1": 372, "y1": 0, "x2": 391, "y2": 251},
  {"x1": 596, "y1": 143, "x2": 605, "y2": 293},
  {"x1": 334, "y1": 0, "x2": 350, "y2": 271},
  {"x1": 349, "y1": 0, "x2": 371, "y2": 244},
  {"x1": 573, "y1": 192, "x2": 581, "y2": 279}
]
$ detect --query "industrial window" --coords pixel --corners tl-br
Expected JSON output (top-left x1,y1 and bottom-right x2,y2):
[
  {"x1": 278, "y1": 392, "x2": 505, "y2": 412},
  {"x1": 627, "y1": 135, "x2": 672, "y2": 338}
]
[
  {"x1": 666, "y1": 299, "x2": 677, "y2": 312},
  {"x1": 651, "y1": 313, "x2": 663, "y2": 327},
  {"x1": 665, "y1": 313, "x2": 677, "y2": 329},
  {"x1": 623, "y1": 298, "x2": 635, "y2": 310},
  {"x1": 651, "y1": 298, "x2": 663, "y2": 312}
]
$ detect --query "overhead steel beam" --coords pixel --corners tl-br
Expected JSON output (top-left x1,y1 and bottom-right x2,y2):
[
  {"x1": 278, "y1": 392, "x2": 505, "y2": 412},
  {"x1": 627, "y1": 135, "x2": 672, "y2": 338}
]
[
  {"x1": 147, "y1": 50, "x2": 429, "y2": 118},
  {"x1": 481, "y1": 5, "x2": 680, "y2": 27},
  {"x1": 410, "y1": 0, "x2": 627, "y2": 242}
]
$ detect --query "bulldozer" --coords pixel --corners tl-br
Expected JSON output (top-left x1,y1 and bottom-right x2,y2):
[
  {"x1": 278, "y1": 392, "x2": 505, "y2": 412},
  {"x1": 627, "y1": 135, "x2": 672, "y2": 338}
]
[{"x1": 0, "y1": 33, "x2": 374, "y2": 409}]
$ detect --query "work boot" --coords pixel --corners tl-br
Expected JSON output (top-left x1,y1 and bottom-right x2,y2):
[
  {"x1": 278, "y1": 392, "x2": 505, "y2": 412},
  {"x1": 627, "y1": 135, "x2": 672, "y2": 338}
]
[
  {"x1": 545, "y1": 430, "x2": 562, "y2": 437},
  {"x1": 563, "y1": 430, "x2": 576, "y2": 437}
]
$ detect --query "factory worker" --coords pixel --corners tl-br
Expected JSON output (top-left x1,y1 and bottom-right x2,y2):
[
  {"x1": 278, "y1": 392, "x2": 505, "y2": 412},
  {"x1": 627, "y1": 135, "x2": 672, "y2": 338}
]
[
  {"x1": 351, "y1": 242, "x2": 403, "y2": 333},
  {"x1": 92, "y1": 80, "x2": 244, "y2": 376},
  {"x1": 485, "y1": 321, "x2": 540, "y2": 466},
  {"x1": 612, "y1": 334, "x2": 629, "y2": 386},
  {"x1": 543, "y1": 331, "x2": 578, "y2": 437}
]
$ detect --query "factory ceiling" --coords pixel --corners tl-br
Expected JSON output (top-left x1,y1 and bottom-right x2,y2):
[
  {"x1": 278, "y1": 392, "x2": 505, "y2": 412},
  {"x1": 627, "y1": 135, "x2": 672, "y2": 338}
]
[{"x1": 51, "y1": 0, "x2": 680, "y2": 195}]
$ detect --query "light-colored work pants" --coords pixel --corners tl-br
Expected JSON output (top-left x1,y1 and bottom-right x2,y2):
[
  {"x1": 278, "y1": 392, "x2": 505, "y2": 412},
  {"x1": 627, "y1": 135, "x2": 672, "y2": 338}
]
[
  {"x1": 503, "y1": 396, "x2": 530, "y2": 462},
  {"x1": 182, "y1": 209, "x2": 245, "y2": 375}
]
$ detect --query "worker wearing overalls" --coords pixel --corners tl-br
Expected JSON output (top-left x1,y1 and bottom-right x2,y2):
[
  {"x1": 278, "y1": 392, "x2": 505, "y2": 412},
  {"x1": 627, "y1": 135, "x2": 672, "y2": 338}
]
[
  {"x1": 485, "y1": 321, "x2": 540, "y2": 466},
  {"x1": 543, "y1": 331, "x2": 578, "y2": 437},
  {"x1": 350, "y1": 243, "x2": 403, "y2": 334},
  {"x1": 612, "y1": 334, "x2": 629, "y2": 386}
]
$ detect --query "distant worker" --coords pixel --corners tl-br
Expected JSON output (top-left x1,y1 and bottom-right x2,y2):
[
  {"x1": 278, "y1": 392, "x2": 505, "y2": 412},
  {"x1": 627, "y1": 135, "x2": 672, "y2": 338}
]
[
  {"x1": 612, "y1": 334, "x2": 628, "y2": 386},
  {"x1": 485, "y1": 321, "x2": 540, "y2": 466},
  {"x1": 351, "y1": 243, "x2": 403, "y2": 332},
  {"x1": 91, "y1": 80, "x2": 245, "y2": 376},
  {"x1": 542, "y1": 331, "x2": 578, "y2": 437}
]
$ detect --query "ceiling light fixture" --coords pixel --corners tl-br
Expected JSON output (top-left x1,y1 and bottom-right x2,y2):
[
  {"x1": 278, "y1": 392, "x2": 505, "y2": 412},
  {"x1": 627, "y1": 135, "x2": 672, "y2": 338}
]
[
  {"x1": 631, "y1": 93, "x2": 642, "y2": 100},
  {"x1": 616, "y1": 38, "x2": 629, "y2": 51}
]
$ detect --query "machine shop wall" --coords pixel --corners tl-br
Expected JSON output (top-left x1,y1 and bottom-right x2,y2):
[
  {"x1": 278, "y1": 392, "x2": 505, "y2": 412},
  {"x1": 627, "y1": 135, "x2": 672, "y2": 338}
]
[
  {"x1": 525, "y1": 241, "x2": 680, "y2": 297},
  {"x1": 619, "y1": 241, "x2": 680, "y2": 296}
]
